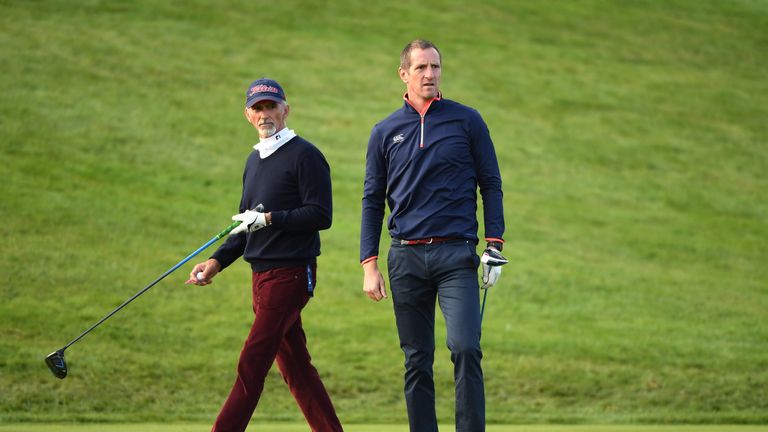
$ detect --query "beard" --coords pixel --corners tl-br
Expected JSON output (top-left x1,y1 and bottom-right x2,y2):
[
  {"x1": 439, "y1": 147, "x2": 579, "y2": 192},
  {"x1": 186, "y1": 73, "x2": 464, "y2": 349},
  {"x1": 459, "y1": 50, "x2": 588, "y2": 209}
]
[{"x1": 259, "y1": 123, "x2": 277, "y2": 138}]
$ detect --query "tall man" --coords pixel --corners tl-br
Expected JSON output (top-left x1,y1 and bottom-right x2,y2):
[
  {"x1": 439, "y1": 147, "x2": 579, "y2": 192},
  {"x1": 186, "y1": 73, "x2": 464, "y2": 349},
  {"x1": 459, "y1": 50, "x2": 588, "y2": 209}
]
[
  {"x1": 360, "y1": 40, "x2": 507, "y2": 432},
  {"x1": 187, "y1": 78, "x2": 343, "y2": 432}
]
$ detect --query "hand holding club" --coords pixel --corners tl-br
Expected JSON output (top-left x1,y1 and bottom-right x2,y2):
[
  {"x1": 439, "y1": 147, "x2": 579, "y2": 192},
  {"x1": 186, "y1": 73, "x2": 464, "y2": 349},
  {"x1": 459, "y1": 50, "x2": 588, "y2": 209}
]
[
  {"x1": 480, "y1": 244, "x2": 508, "y2": 289},
  {"x1": 230, "y1": 204, "x2": 267, "y2": 235}
]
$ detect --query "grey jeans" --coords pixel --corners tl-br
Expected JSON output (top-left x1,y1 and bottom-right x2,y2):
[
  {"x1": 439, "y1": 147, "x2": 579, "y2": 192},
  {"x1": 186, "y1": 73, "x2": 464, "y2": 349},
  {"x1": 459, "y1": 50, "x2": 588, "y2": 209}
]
[{"x1": 387, "y1": 239, "x2": 485, "y2": 432}]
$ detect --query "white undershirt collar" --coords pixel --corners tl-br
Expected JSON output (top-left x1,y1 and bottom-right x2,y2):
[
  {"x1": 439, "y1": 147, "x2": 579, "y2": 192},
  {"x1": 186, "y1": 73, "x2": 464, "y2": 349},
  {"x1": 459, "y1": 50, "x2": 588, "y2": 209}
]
[{"x1": 253, "y1": 127, "x2": 296, "y2": 159}]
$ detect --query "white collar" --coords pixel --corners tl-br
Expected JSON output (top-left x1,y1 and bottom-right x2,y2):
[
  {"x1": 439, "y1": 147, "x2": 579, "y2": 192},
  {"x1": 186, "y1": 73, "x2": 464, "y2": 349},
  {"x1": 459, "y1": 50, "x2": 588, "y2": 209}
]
[{"x1": 253, "y1": 127, "x2": 296, "y2": 159}]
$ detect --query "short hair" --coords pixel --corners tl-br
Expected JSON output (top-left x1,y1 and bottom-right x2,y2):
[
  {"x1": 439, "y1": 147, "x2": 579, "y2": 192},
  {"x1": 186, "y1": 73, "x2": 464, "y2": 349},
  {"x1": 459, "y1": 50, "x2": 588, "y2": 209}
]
[{"x1": 400, "y1": 39, "x2": 442, "y2": 70}]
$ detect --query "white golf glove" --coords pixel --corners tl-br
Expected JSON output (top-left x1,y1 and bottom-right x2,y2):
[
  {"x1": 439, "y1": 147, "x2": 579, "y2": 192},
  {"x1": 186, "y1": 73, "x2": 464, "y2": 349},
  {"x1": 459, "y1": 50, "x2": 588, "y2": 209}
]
[
  {"x1": 230, "y1": 204, "x2": 267, "y2": 235},
  {"x1": 481, "y1": 244, "x2": 508, "y2": 289}
]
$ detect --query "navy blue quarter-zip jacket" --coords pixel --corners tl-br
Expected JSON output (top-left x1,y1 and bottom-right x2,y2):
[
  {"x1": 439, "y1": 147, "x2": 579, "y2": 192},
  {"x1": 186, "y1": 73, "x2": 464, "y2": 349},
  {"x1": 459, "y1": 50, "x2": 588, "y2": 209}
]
[
  {"x1": 360, "y1": 95, "x2": 504, "y2": 262},
  {"x1": 212, "y1": 136, "x2": 332, "y2": 272}
]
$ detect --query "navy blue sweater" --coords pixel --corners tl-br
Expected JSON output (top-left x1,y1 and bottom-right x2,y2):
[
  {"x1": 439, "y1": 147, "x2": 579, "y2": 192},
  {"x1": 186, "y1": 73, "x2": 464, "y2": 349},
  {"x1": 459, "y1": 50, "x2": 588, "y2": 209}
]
[
  {"x1": 360, "y1": 96, "x2": 504, "y2": 262},
  {"x1": 212, "y1": 136, "x2": 332, "y2": 272}
]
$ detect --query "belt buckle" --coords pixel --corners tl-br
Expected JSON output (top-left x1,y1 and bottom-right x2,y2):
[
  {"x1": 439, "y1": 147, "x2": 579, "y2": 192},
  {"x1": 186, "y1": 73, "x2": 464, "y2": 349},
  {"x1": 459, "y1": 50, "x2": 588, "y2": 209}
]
[{"x1": 426, "y1": 238, "x2": 434, "y2": 244}]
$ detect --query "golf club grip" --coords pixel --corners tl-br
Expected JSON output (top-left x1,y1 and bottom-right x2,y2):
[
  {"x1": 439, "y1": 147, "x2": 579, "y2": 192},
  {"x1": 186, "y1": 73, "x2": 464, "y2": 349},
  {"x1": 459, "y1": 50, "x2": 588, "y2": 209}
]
[
  {"x1": 216, "y1": 220, "x2": 242, "y2": 239},
  {"x1": 61, "y1": 221, "x2": 239, "y2": 350}
]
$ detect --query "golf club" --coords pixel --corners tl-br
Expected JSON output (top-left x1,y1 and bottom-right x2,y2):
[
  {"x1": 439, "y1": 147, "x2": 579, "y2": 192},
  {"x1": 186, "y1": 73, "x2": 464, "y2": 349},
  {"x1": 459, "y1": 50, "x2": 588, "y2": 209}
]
[
  {"x1": 480, "y1": 286, "x2": 490, "y2": 324},
  {"x1": 45, "y1": 219, "x2": 242, "y2": 379}
]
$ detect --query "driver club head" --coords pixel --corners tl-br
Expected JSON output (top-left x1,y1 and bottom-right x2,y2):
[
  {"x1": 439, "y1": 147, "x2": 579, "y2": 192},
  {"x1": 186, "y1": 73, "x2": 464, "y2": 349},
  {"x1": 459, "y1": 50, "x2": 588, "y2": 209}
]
[
  {"x1": 481, "y1": 248, "x2": 508, "y2": 266},
  {"x1": 45, "y1": 349, "x2": 68, "y2": 379}
]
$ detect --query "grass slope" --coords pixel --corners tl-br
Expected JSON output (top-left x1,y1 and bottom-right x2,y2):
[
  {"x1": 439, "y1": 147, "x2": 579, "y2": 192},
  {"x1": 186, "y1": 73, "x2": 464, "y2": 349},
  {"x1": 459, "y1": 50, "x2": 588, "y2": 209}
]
[{"x1": 1, "y1": 0, "x2": 767, "y2": 425}]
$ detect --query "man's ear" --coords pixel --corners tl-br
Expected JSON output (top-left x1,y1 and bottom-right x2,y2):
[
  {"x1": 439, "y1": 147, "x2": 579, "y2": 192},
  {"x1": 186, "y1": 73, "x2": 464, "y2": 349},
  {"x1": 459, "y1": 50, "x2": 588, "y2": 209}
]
[
  {"x1": 244, "y1": 107, "x2": 255, "y2": 125},
  {"x1": 399, "y1": 67, "x2": 408, "y2": 83},
  {"x1": 283, "y1": 103, "x2": 290, "y2": 118}
]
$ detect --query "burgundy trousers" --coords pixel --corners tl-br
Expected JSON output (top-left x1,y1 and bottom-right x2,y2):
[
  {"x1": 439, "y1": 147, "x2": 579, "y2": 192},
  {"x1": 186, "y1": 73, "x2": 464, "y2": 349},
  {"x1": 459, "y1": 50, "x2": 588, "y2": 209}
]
[{"x1": 212, "y1": 265, "x2": 343, "y2": 432}]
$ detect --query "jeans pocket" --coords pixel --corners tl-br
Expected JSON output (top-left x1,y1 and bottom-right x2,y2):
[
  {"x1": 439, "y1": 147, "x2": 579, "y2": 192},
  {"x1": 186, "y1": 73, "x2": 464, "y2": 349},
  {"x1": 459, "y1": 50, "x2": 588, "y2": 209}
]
[
  {"x1": 387, "y1": 244, "x2": 403, "y2": 277},
  {"x1": 465, "y1": 241, "x2": 480, "y2": 269},
  {"x1": 258, "y1": 267, "x2": 309, "y2": 310}
]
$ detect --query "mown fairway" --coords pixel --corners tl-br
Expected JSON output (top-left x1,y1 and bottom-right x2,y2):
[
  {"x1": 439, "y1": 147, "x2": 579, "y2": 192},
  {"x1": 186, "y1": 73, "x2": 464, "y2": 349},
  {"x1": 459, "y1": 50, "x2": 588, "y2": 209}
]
[{"x1": 1, "y1": 0, "x2": 766, "y2": 427}]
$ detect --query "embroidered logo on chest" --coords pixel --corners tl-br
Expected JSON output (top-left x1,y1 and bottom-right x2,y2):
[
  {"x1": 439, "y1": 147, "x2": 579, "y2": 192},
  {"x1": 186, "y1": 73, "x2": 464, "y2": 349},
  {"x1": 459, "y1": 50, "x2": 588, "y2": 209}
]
[{"x1": 392, "y1": 134, "x2": 405, "y2": 144}]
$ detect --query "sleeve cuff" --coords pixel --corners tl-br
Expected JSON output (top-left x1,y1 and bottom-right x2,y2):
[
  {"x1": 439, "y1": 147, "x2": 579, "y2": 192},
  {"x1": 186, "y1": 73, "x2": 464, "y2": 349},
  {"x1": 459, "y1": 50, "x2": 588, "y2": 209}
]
[{"x1": 270, "y1": 210, "x2": 287, "y2": 227}]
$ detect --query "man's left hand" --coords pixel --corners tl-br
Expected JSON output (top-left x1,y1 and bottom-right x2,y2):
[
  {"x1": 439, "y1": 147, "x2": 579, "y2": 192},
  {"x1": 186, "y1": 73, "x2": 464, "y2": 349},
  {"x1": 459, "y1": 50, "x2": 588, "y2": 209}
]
[
  {"x1": 230, "y1": 207, "x2": 268, "y2": 235},
  {"x1": 481, "y1": 245, "x2": 508, "y2": 289}
]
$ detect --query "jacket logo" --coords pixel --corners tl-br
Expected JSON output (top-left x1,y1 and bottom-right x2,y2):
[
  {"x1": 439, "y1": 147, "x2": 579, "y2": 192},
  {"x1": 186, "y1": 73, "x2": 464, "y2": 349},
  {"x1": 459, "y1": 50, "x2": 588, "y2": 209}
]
[{"x1": 392, "y1": 134, "x2": 405, "y2": 144}]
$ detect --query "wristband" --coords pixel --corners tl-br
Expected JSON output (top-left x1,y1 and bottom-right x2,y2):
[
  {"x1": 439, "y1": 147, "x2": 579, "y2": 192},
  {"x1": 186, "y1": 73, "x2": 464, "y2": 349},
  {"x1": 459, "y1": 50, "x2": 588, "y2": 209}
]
[{"x1": 487, "y1": 241, "x2": 503, "y2": 251}]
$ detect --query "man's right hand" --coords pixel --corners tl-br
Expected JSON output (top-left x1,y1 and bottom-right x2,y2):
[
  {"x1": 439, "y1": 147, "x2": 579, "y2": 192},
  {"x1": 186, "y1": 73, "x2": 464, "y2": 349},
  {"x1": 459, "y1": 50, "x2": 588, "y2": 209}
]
[
  {"x1": 186, "y1": 258, "x2": 222, "y2": 286},
  {"x1": 362, "y1": 259, "x2": 388, "y2": 301}
]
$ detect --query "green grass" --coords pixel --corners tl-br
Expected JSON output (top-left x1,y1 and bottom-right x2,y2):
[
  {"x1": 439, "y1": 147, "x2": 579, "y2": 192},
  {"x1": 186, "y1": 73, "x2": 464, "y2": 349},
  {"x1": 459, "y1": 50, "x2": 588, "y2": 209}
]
[{"x1": 1, "y1": 0, "x2": 767, "y2": 427}]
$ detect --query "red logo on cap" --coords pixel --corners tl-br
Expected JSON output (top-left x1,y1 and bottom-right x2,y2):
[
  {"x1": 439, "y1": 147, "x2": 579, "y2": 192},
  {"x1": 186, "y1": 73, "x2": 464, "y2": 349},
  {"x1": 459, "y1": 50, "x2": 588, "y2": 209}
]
[{"x1": 249, "y1": 85, "x2": 280, "y2": 96}]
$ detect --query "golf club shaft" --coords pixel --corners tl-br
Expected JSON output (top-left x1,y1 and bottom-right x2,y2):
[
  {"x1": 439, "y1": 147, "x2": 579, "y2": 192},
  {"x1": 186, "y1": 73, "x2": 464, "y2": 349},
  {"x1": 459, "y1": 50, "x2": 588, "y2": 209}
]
[
  {"x1": 480, "y1": 287, "x2": 489, "y2": 324},
  {"x1": 60, "y1": 220, "x2": 241, "y2": 351}
]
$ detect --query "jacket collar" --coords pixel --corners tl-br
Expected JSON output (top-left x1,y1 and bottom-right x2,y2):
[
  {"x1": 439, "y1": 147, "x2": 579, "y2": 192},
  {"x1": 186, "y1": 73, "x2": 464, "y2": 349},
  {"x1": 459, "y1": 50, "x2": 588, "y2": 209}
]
[
  {"x1": 253, "y1": 127, "x2": 296, "y2": 159},
  {"x1": 403, "y1": 92, "x2": 442, "y2": 116}
]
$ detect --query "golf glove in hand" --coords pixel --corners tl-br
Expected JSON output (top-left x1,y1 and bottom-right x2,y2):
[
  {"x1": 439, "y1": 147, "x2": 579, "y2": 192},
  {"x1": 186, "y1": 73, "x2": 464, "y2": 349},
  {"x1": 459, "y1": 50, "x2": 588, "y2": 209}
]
[
  {"x1": 230, "y1": 205, "x2": 267, "y2": 235},
  {"x1": 481, "y1": 245, "x2": 508, "y2": 289}
]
